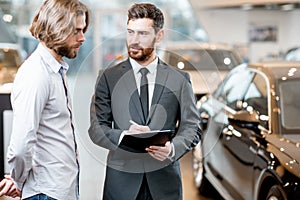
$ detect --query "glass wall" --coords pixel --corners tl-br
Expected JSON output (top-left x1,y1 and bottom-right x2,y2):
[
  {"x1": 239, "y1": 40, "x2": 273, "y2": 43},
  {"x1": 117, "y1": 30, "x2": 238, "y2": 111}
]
[{"x1": 1, "y1": 0, "x2": 208, "y2": 74}]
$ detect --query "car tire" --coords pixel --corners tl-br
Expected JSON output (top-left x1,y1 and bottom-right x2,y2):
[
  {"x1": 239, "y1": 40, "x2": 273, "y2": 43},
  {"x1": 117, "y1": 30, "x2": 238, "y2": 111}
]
[
  {"x1": 192, "y1": 144, "x2": 213, "y2": 196},
  {"x1": 266, "y1": 185, "x2": 287, "y2": 200}
]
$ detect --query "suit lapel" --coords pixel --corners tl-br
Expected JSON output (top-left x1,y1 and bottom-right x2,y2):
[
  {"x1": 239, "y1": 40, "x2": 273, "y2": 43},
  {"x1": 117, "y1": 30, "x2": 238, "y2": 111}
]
[{"x1": 147, "y1": 61, "x2": 169, "y2": 124}]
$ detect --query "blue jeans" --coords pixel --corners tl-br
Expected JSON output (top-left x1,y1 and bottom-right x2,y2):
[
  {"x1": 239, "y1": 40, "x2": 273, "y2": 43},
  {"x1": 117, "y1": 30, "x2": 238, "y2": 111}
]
[{"x1": 24, "y1": 194, "x2": 56, "y2": 200}]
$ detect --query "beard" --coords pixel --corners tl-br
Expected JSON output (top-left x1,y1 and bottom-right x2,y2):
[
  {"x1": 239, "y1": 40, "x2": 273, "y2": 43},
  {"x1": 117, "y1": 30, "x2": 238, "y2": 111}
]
[
  {"x1": 54, "y1": 44, "x2": 80, "y2": 59},
  {"x1": 127, "y1": 39, "x2": 155, "y2": 62}
]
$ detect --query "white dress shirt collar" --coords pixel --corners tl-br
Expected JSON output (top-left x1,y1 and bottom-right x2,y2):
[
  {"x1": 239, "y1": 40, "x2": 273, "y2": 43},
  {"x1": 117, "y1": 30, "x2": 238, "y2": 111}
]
[
  {"x1": 37, "y1": 43, "x2": 69, "y2": 73},
  {"x1": 129, "y1": 57, "x2": 158, "y2": 75}
]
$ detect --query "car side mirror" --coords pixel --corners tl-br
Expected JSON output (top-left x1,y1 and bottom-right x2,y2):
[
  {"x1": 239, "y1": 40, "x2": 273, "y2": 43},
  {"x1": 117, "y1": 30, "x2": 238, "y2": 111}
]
[{"x1": 228, "y1": 110, "x2": 260, "y2": 129}]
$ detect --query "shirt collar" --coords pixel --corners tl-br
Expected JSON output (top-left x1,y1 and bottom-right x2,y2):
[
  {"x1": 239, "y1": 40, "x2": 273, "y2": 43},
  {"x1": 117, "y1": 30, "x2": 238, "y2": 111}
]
[
  {"x1": 129, "y1": 57, "x2": 158, "y2": 75},
  {"x1": 37, "y1": 43, "x2": 69, "y2": 74}
]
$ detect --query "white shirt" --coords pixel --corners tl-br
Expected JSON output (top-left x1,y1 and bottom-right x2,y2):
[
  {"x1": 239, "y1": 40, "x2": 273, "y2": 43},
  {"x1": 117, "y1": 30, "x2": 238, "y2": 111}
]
[
  {"x1": 7, "y1": 43, "x2": 79, "y2": 200},
  {"x1": 130, "y1": 57, "x2": 158, "y2": 110}
]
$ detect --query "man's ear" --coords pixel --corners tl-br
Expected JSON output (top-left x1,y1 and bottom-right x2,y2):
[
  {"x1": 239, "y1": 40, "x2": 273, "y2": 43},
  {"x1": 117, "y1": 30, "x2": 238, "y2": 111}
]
[{"x1": 155, "y1": 29, "x2": 164, "y2": 43}]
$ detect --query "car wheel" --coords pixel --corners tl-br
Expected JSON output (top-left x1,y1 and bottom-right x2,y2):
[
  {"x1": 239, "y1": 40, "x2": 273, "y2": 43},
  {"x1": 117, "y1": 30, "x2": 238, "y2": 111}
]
[
  {"x1": 266, "y1": 185, "x2": 287, "y2": 200},
  {"x1": 192, "y1": 143, "x2": 213, "y2": 195}
]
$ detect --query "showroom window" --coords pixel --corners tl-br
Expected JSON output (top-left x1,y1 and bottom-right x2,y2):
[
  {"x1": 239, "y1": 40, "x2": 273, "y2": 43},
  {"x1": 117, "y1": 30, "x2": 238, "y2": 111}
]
[
  {"x1": 1, "y1": 0, "x2": 208, "y2": 74},
  {"x1": 279, "y1": 79, "x2": 300, "y2": 130}
]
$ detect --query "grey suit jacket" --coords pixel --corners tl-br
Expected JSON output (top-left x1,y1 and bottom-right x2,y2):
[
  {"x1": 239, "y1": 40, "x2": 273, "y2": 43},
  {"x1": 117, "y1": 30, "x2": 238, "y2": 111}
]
[{"x1": 88, "y1": 58, "x2": 201, "y2": 200}]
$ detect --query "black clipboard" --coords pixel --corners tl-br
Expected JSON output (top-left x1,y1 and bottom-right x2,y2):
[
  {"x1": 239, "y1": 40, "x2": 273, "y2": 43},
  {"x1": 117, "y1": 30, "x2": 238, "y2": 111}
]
[{"x1": 119, "y1": 129, "x2": 174, "y2": 153}]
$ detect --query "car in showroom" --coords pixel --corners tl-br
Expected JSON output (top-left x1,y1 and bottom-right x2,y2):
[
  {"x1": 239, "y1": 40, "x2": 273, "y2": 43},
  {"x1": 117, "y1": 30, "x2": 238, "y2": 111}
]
[
  {"x1": 285, "y1": 47, "x2": 300, "y2": 61},
  {"x1": 0, "y1": 43, "x2": 25, "y2": 92},
  {"x1": 159, "y1": 42, "x2": 243, "y2": 99},
  {"x1": 193, "y1": 61, "x2": 300, "y2": 200}
]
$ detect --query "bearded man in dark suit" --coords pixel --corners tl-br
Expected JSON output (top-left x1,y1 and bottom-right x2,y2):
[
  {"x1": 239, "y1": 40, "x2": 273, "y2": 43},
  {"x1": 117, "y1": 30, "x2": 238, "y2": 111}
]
[{"x1": 89, "y1": 3, "x2": 201, "y2": 200}]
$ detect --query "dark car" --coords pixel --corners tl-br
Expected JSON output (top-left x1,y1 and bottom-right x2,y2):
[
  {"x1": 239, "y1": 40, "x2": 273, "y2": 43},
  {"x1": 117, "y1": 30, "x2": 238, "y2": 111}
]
[{"x1": 193, "y1": 61, "x2": 300, "y2": 200}]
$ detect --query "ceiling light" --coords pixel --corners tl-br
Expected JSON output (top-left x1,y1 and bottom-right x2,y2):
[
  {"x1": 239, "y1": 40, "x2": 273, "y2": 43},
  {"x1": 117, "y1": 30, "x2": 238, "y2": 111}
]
[
  {"x1": 281, "y1": 4, "x2": 294, "y2": 11},
  {"x1": 177, "y1": 61, "x2": 185, "y2": 69},
  {"x1": 3, "y1": 14, "x2": 13, "y2": 23},
  {"x1": 224, "y1": 57, "x2": 231, "y2": 65},
  {"x1": 241, "y1": 4, "x2": 253, "y2": 11}
]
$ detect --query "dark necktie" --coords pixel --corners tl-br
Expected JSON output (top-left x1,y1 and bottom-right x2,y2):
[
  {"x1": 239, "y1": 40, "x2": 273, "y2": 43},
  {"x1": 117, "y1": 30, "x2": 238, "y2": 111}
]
[{"x1": 139, "y1": 68, "x2": 149, "y2": 121}]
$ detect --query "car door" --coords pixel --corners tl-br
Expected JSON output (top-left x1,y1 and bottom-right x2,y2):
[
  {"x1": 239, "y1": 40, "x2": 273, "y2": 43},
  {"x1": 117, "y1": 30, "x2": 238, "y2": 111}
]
[
  {"x1": 202, "y1": 67, "x2": 254, "y2": 199},
  {"x1": 221, "y1": 70, "x2": 269, "y2": 200}
]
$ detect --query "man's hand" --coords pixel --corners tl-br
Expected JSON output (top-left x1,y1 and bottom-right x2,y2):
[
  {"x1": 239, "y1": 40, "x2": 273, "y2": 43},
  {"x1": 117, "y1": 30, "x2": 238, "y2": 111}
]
[
  {"x1": 0, "y1": 175, "x2": 21, "y2": 198},
  {"x1": 146, "y1": 141, "x2": 172, "y2": 161},
  {"x1": 128, "y1": 121, "x2": 150, "y2": 134}
]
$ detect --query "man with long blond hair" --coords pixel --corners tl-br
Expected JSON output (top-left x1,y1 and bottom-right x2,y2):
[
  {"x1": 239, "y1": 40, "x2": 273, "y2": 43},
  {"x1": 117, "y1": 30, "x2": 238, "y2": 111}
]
[{"x1": 0, "y1": 0, "x2": 90, "y2": 199}]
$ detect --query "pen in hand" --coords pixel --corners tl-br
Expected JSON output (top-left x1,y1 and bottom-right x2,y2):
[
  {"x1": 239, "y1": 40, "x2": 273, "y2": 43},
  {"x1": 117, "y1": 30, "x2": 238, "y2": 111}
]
[
  {"x1": 129, "y1": 120, "x2": 141, "y2": 126},
  {"x1": 129, "y1": 120, "x2": 150, "y2": 132}
]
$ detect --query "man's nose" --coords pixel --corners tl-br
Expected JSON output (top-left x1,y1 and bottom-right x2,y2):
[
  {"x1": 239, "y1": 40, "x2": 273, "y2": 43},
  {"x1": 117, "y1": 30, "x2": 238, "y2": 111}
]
[
  {"x1": 78, "y1": 31, "x2": 85, "y2": 42},
  {"x1": 131, "y1": 33, "x2": 140, "y2": 44}
]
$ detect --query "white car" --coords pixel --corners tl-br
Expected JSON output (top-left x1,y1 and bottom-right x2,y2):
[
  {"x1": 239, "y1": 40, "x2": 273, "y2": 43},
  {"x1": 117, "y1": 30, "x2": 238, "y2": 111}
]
[{"x1": 159, "y1": 42, "x2": 242, "y2": 99}]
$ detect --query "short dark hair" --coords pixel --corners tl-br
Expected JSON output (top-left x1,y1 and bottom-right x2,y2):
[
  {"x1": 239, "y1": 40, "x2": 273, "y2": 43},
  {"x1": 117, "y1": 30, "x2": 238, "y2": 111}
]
[{"x1": 127, "y1": 3, "x2": 164, "y2": 33}]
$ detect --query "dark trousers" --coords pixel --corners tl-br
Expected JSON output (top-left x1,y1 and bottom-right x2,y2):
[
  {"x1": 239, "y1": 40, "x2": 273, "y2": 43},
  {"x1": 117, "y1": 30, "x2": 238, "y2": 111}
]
[{"x1": 136, "y1": 174, "x2": 153, "y2": 200}]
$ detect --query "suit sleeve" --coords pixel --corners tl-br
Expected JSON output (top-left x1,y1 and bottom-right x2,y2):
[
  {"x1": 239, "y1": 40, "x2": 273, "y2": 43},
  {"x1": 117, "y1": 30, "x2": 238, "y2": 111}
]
[
  {"x1": 88, "y1": 70, "x2": 122, "y2": 150},
  {"x1": 172, "y1": 72, "x2": 202, "y2": 161}
]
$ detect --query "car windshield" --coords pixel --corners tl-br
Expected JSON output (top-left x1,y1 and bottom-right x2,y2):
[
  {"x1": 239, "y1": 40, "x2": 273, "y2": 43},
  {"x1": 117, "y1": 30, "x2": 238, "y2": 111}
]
[
  {"x1": 165, "y1": 49, "x2": 241, "y2": 71},
  {"x1": 279, "y1": 79, "x2": 300, "y2": 130}
]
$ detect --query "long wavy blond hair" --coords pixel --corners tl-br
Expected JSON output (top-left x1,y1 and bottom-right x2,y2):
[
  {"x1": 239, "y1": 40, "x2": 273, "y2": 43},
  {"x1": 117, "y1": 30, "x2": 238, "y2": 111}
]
[{"x1": 30, "y1": 0, "x2": 90, "y2": 50}]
